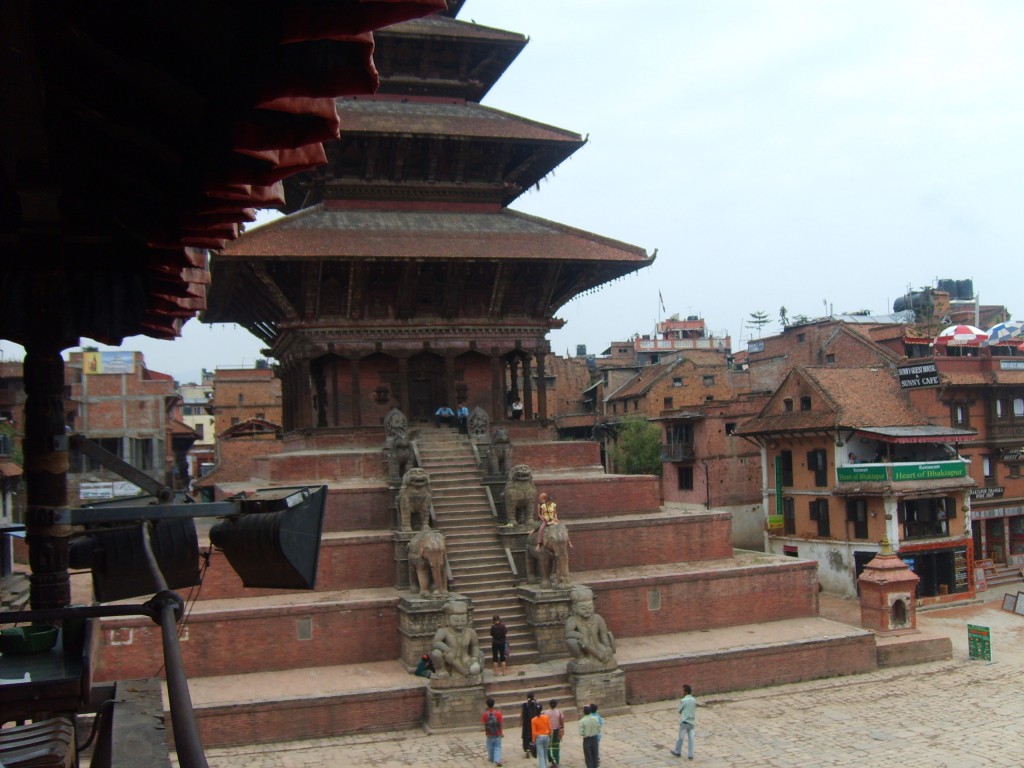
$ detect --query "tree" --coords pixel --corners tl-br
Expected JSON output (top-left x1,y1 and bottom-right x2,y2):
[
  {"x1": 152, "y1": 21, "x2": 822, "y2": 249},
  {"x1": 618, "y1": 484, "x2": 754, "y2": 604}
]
[
  {"x1": 747, "y1": 310, "x2": 770, "y2": 338},
  {"x1": 779, "y1": 306, "x2": 789, "y2": 328},
  {"x1": 610, "y1": 416, "x2": 662, "y2": 476}
]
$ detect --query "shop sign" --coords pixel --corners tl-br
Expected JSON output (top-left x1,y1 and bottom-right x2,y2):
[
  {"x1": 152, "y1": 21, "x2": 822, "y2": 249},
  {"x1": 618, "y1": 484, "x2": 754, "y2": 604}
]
[
  {"x1": 897, "y1": 362, "x2": 940, "y2": 389},
  {"x1": 1001, "y1": 448, "x2": 1024, "y2": 462},
  {"x1": 80, "y1": 482, "x2": 113, "y2": 500},
  {"x1": 968, "y1": 624, "x2": 991, "y2": 661},
  {"x1": 999, "y1": 360, "x2": 1024, "y2": 371},
  {"x1": 837, "y1": 465, "x2": 888, "y2": 483},
  {"x1": 969, "y1": 487, "x2": 1004, "y2": 500},
  {"x1": 83, "y1": 350, "x2": 136, "y2": 375},
  {"x1": 891, "y1": 462, "x2": 967, "y2": 481}
]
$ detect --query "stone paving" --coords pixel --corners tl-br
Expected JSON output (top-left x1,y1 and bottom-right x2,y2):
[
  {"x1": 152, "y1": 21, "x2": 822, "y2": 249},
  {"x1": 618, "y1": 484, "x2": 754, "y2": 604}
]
[{"x1": 196, "y1": 587, "x2": 1024, "y2": 768}]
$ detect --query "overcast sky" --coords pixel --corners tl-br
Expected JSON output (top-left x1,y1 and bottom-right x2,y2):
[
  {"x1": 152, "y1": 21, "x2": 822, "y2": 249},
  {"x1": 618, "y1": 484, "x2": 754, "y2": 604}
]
[{"x1": 3, "y1": 1, "x2": 1022, "y2": 381}]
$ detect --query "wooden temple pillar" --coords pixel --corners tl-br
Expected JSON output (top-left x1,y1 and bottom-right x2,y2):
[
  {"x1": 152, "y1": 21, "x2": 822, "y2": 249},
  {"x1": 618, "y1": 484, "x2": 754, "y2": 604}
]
[
  {"x1": 535, "y1": 349, "x2": 547, "y2": 421},
  {"x1": 490, "y1": 348, "x2": 503, "y2": 421},
  {"x1": 444, "y1": 352, "x2": 457, "y2": 411},
  {"x1": 22, "y1": 275, "x2": 75, "y2": 611},
  {"x1": 522, "y1": 353, "x2": 533, "y2": 420},
  {"x1": 398, "y1": 356, "x2": 411, "y2": 415},
  {"x1": 350, "y1": 353, "x2": 362, "y2": 427}
]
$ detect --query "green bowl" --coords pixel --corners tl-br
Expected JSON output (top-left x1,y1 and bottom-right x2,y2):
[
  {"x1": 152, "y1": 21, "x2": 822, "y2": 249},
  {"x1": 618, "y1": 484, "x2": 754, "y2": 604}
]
[{"x1": 0, "y1": 625, "x2": 59, "y2": 655}]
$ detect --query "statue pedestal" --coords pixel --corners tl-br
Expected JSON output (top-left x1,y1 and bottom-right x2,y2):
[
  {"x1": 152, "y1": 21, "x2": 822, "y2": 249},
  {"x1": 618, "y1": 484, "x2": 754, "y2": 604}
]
[
  {"x1": 499, "y1": 526, "x2": 531, "y2": 582},
  {"x1": 426, "y1": 679, "x2": 486, "y2": 731},
  {"x1": 393, "y1": 530, "x2": 414, "y2": 589},
  {"x1": 569, "y1": 667, "x2": 629, "y2": 716},
  {"x1": 398, "y1": 595, "x2": 453, "y2": 670},
  {"x1": 517, "y1": 584, "x2": 572, "y2": 659}
]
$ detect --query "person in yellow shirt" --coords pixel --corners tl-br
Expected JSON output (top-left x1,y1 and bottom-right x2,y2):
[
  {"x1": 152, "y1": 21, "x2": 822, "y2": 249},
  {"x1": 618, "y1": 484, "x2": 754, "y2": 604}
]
[{"x1": 536, "y1": 493, "x2": 558, "y2": 549}]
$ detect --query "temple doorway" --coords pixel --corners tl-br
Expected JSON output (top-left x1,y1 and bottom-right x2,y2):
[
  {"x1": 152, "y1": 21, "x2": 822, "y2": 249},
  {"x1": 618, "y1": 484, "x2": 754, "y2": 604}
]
[{"x1": 408, "y1": 352, "x2": 444, "y2": 421}]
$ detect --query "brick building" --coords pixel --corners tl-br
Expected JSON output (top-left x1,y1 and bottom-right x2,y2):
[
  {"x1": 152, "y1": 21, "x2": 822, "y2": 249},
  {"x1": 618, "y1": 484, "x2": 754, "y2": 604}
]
[
  {"x1": 208, "y1": 366, "x2": 282, "y2": 430},
  {"x1": 177, "y1": 370, "x2": 216, "y2": 481},
  {"x1": 736, "y1": 366, "x2": 976, "y2": 599},
  {"x1": 902, "y1": 351, "x2": 1024, "y2": 574},
  {"x1": 66, "y1": 350, "x2": 193, "y2": 501}
]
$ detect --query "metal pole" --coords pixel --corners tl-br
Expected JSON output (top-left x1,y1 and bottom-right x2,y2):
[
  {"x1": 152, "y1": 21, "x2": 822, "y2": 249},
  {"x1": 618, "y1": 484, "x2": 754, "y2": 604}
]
[{"x1": 139, "y1": 524, "x2": 209, "y2": 768}]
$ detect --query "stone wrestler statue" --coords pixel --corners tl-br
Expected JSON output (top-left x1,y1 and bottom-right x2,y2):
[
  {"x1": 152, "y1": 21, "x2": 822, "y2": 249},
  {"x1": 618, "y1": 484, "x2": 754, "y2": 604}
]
[
  {"x1": 565, "y1": 586, "x2": 617, "y2": 673},
  {"x1": 430, "y1": 601, "x2": 484, "y2": 680}
]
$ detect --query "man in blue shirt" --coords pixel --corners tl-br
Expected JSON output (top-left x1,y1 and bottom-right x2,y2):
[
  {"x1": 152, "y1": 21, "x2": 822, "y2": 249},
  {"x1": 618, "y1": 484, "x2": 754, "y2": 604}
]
[
  {"x1": 671, "y1": 684, "x2": 697, "y2": 759},
  {"x1": 578, "y1": 704, "x2": 601, "y2": 768},
  {"x1": 435, "y1": 403, "x2": 455, "y2": 427},
  {"x1": 457, "y1": 402, "x2": 470, "y2": 434}
]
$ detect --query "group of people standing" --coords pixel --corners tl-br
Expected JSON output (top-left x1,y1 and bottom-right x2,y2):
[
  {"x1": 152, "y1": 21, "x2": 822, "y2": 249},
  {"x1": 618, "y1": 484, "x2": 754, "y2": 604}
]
[
  {"x1": 482, "y1": 685, "x2": 698, "y2": 767},
  {"x1": 482, "y1": 693, "x2": 587, "y2": 768}
]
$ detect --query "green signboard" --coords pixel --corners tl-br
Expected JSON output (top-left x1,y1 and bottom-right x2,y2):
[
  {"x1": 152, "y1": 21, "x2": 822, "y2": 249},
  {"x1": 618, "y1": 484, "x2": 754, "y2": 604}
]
[
  {"x1": 967, "y1": 624, "x2": 991, "y2": 661},
  {"x1": 836, "y1": 465, "x2": 889, "y2": 483},
  {"x1": 891, "y1": 462, "x2": 967, "y2": 482},
  {"x1": 768, "y1": 456, "x2": 784, "y2": 529}
]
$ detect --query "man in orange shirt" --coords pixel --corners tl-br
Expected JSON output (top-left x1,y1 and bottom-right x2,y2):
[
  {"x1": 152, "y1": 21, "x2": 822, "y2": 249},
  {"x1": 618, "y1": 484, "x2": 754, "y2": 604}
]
[{"x1": 531, "y1": 709, "x2": 552, "y2": 768}]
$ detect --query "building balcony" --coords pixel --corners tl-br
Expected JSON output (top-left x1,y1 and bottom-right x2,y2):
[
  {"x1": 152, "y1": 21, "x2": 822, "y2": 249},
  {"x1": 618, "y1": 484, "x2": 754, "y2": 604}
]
[{"x1": 660, "y1": 442, "x2": 695, "y2": 462}]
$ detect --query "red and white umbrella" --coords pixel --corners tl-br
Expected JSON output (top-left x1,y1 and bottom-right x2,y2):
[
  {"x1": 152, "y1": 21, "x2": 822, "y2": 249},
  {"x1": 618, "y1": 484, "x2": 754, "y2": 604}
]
[{"x1": 933, "y1": 324, "x2": 988, "y2": 346}]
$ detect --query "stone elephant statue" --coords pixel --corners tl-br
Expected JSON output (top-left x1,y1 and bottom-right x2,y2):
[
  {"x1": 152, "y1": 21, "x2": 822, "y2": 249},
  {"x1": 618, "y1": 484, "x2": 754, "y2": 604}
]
[
  {"x1": 526, "y1": 521, "x2": 570, "y2": 589},
  {"x1": 408, "y1": 529, "x2": 448, "y2": 597},
  {"x1": 398, "y1": 467, "x2": 432, "y2": 531}
]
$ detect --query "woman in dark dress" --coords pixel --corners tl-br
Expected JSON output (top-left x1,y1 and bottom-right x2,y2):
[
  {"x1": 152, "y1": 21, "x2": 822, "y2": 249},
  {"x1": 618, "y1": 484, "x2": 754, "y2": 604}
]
[{"x1": 521, "y1": 692, "x2": 542, "y2": 757}]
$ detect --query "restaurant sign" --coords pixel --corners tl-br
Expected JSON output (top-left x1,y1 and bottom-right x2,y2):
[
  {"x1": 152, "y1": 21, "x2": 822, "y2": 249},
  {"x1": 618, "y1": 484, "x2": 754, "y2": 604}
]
[
  {"x1": 999, "y1": 360, "x2": 1024, "y2": 371},
  {"x1": 836, "y1": 465, "x2": 888, "y2": 483},
  {"x1": 891, "y1": 462, "x2": 967, "y2": 481},
  {"x1": 897, "y1": 362, "x2": 940, "y2": 389}
]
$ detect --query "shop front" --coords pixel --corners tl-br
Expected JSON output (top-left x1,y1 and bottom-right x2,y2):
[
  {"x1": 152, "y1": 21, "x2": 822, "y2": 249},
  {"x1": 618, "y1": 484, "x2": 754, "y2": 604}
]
[
  {"x1": 899, "y1": 542, "x2": 971, "y2": 598},
  {"x1": 971, "y1": 496, "x2": 1024, "y2": 567}
]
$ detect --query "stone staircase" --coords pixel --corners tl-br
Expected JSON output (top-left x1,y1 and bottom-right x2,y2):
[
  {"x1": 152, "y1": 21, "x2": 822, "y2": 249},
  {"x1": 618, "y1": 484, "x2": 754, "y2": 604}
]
[
  {"x1": 414, "y1": 427, "x2": 541, "y2": 669},
  {"x1": 983, "y1": 562, "x2": 1024, "y2": 587}
]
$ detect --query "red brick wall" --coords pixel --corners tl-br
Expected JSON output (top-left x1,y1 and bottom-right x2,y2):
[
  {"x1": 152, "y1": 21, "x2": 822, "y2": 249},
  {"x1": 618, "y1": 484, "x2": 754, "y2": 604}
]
[
  {"x1": 516, "y1": 441, "x2": 600, "y2": 470},
  {"x1": 570, "y1": 512, "x2": 733, "y2": 569},
  {"x1": 216, "y1": 434, "x2": 282, "y2": 483},
  {"x1": 94, "y1": 596, "x2": 400, "y2": 681},
  {"x1": 536, "y1": 475, "x2": 661, "y2": 518},
  {"x1": 591, "y1": 561, "x2": 818, "y2": 638},
  {"x1": 196, "y1": 534, "x2": 394, "y2": 599},
  {"x1": 258, "y1": 449, "x2": 386, "y2": 483},
  {"x1": 623, "y1": 634, "x2": 876, "y2": 703},
  {"x1": 192, "y1": 688, "x2": 426, "y2": 747}
]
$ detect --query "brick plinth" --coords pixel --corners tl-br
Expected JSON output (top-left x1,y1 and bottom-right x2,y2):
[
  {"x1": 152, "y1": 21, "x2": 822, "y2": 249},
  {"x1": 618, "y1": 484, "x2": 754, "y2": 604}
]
[
  {"x1": 569, "y1": 512, "x2": 733, "y2": 569},
  {"x1": 623, "y1": 633, "x2": 877, "y2": 703},
  {"x1": 536, "y1": 475, "x2": 661, "y2": 519},
  {"x1": 193, "y1": 686, "x2": 426, "y2": 748},
  {"x1": 94, "y1": 593, "x2": 400, "y2": 681},
  {"x1": 195, "y1": 533, "x2": 394, "y2": 600},
  {"x1": 590, "y1": 560, "x2": 819, "y2": 639},
  {"x1": 516, "y1": 442, "x2": 601, "y2": 471}
]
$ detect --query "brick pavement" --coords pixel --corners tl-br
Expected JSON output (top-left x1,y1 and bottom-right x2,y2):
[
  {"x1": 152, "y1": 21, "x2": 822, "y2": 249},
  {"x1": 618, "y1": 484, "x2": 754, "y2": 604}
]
[{"x1": 197, "y1": 587, "x2": 1024, "y2": 768}]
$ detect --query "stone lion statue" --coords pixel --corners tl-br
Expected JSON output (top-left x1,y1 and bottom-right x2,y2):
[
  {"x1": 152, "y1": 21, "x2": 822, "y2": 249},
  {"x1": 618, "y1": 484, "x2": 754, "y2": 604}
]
[
  {"x1": 386, "y1": 432, "x2": 413, "y2": 482},
  {"x1": 502, "y1": 464, "x2": 536, "y2": 526},
  {"x1": 398, "y1": 467, "x2": 433, "y2": 531},
  {"x1": 488, "y1": 427, "x2": 512, "y2": 476}
]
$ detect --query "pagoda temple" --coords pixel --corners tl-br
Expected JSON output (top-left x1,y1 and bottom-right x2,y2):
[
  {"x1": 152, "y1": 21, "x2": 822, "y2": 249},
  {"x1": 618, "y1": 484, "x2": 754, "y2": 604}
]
[{"x1": 204, "y1": 4, "x2": 654, "y2": 429}]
